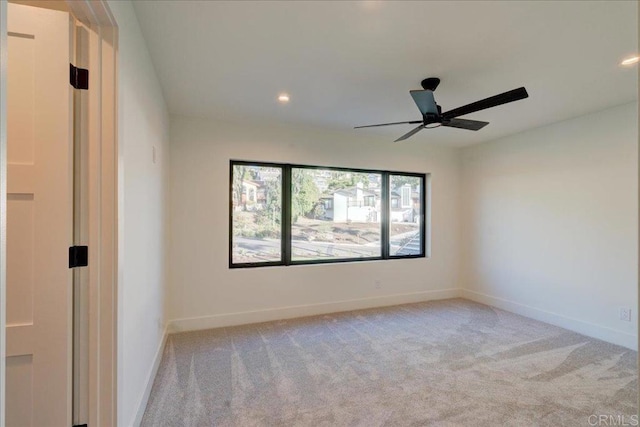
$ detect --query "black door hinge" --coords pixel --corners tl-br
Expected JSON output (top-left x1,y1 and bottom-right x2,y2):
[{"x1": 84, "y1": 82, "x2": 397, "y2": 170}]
[
  {"x1": 73, "y1": 424, "x2": 88, "y2": 427},
  {"x1": 70, "y1": 63, "x2": 89, "y2": 90},
  {"x1": 69, "y1": 246, "x2": 89, "y2": 268}
]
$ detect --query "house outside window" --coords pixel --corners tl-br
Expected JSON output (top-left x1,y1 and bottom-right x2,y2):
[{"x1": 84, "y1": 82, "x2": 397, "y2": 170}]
[{"x1": 401, "y1": 185, "x2": 411, "y2": 208}]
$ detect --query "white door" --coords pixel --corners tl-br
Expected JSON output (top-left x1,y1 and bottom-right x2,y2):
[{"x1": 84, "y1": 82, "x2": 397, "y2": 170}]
[{"x1": 6, "y1": 4, "x2": 73, "y2": 426}]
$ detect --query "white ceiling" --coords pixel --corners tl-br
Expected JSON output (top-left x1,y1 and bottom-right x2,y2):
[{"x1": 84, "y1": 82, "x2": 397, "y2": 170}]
[{"x1": 133, "y1": 1, "x2": 637, "y2": 146}]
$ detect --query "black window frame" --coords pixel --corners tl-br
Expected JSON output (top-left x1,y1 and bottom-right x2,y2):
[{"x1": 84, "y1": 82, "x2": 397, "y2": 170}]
[{"x1": 229, "y1": 160, "x2": 427, "y2": 268}]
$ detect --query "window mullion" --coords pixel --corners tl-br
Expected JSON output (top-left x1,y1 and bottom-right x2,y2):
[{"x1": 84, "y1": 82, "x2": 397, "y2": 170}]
[
  {"x1": 381, "y1": 171, "x2": 390, "y2": 259},
  {"x1": 282, "y1": 165, "x2": 292, "y2": 265}
]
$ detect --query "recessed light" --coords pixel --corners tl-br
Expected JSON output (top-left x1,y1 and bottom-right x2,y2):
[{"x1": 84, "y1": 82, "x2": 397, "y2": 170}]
[
  {"x1": 278, "y1": 94, "x2": 290, "y2": 103},
  {"x1": 620, "y1": 56, "x2": 639, "y2": 66}
]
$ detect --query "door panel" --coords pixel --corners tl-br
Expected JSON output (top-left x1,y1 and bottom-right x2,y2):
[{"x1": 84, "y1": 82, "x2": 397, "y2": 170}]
[
  {"x1": 6, "y1": 193, "x2": 34, "y2": 325},
  {"x1": 7, "y1": 3, "x2": 72, "y2": 426},
  {"x1": 7, "y1": 33, "x2": 34, "y2": 164},
  {"x1": 6, "y1": 355, "x2": 33, "y2": 427}
]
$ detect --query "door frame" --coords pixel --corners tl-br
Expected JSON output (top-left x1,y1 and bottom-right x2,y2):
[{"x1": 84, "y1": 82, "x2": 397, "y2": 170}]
[{"x1": 0, "y1": 0, "x2": 119, "y2": 425}]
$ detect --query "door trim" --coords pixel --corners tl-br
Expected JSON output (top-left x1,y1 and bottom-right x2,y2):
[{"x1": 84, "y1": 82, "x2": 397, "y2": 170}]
[
  {"x1": 0, "y1": 2, "x2": 7, "y2": 424},
  {"x1": 65, "y1": 1, "x2": 118, "y2": 425},
  {"x1": 0, "y1": 1, "x2": 119, "y2": 425}
]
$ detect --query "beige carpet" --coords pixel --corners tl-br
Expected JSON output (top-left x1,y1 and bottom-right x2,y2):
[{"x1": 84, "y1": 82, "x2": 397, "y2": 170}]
[{"x1": 141, "y1": 298, "x2": 637, "y2": 426}]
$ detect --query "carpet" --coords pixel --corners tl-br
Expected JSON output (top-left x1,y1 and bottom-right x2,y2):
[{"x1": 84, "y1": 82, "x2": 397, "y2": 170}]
[{"x1": 141, "y1": 298, "x2": 637, "y2": 426}]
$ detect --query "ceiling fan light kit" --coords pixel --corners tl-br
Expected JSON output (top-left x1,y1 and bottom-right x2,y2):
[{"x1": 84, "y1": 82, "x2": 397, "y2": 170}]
[{"x1": 355, "y1": 77, "x2": 529, "y2": 142}]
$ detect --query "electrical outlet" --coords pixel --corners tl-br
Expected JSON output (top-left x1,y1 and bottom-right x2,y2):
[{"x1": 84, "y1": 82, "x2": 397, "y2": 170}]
[
  {"x1": 152, "y1": 146, "x2": 157, "y2": 164},
  {"x1": 374, "y1": 280, "x2": 382, "y2": 290},
  {"x1": 620, "y1": 308, "x2": 632, "y2": 322}
]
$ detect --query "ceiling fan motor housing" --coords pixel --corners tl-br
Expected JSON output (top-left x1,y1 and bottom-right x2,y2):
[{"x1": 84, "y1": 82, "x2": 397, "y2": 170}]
[
  {"x1": 423, "y1": 104, "x2": 444, "y2": 125},
  {"x1": 423, "y1": 112, "x2": 440, "y2": 126}
]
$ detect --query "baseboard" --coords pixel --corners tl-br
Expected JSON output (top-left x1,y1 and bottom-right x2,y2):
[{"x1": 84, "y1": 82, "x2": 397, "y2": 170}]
[
  {"x1": 132, "y1": 326, "x2": 169, "y2": 426},
  {"x1": 462, "y1": 289, "x2": 637, "y2": 350},
  {"x1": 168, "y1": 288, "x2": 462, "y2": 333}
]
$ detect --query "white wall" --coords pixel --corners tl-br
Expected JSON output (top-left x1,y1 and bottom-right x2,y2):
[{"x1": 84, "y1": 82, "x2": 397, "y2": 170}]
[
  {"x1": 168, "y1": 116, "x2": 461, "y2": 329},
  {"x1": 108, "y1": 1, "x2": 170, "y2": 426},
  {"x1": 460, "y1": 102, "x2": 638, "y2": 349}
]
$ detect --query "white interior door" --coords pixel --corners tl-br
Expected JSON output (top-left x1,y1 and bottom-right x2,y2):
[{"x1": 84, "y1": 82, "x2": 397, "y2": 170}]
[{"x1": 6, "y1": 3, "x2": 72, "y2": 426}]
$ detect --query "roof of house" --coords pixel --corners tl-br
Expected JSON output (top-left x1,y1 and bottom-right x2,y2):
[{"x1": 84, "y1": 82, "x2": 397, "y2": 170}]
[{"x1": 330, "y1": 187, "x2": 377, "y2": 199}]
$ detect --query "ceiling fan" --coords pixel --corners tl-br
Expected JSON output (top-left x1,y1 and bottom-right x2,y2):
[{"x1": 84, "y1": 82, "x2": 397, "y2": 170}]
[{"x1": 354, "y1": 78, "x2": 529, "y2": 142}]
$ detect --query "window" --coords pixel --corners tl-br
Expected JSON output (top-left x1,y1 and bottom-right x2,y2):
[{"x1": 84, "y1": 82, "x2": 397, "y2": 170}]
[
  {"x1": 389, "y1": 175, "x2": 423, "y2": 257},
  {"x1": 231, "y1": 163, "x2": 283, "y2": 265},
  {"x1": 291, "y1": 168, "x2": 381, "y2": 262},
  {"x1": 230, "y1": 161, "x2": 426, "y2": 268}
]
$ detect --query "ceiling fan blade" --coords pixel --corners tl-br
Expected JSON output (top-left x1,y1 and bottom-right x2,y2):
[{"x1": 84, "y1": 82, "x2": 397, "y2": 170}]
[
  {"x1": 354, "y1": 120, "x2": 422, "y2": 129},
  {"x1": 410, "y1": 90, "x2": 438, "y2": 115},
  {"x1": 442, "y1": 118, "x2": 489, "y2": 131},
  {"x1": 394, "y1": 124, "x2": 425, "y2": 142},
  {"x1": 442, "y1": 87, "x2": 528, "y2": 120}
]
